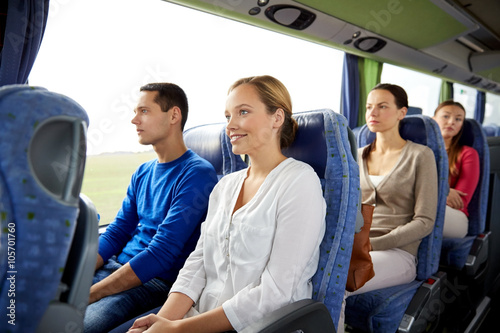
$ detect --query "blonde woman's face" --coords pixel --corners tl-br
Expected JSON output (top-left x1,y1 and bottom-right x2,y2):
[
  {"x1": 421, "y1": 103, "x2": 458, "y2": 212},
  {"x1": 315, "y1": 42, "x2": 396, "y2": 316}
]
[{"x1": 224, "y1": 84, "x2": 282, "y2": 156}]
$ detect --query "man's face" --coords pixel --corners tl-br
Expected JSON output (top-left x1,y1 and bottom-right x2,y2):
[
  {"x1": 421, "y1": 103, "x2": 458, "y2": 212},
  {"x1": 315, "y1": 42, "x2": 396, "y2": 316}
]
[{"x1": 131, "y1": 91, "x2": 171, "y2": 146}]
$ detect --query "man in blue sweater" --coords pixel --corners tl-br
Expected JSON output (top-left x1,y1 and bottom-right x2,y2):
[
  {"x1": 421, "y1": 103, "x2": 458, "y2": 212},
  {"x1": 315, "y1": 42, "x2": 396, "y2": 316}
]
[{"x1": 84, "y1": 83, "x2": 218, "y2": 333}]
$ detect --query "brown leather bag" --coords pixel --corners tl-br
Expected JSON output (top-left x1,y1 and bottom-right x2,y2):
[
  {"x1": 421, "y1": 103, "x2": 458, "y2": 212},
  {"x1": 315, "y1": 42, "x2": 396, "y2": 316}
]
[{"x1": 346, "y1": 204, "x2": 375, "y2": 292}]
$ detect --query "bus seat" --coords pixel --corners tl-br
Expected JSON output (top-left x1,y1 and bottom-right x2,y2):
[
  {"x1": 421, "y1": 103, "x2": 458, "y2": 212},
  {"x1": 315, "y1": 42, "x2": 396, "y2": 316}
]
[
  {"x1": 482, "y1": 124, "x2": 500, "y2": 137},
  {"x1": 346, "y1": 115, "x2": 448, "y2": 333},
  {"x1": 240, "y1": 109, "x2": 359, "y2": 333},
  {"x1": 407, "y1": 106, "x2": 423, "y2": 115},
  {"x1": 438, "y1": 118, "x2": 491, "y2": 332},
  {"x1": 0, "y1": 85, "x2": 97, "y2": 332},
  {"x1": 485, "y1": 136, "x2": 500, "y2": 295},
  {"x1": 440, "y1": 119, "x2": 490, "y2": 272},
  {"x1": 183, "y1": 122, "x2": 247, "y2": 179},
  {"x1": 37, "y1": 194, "x2": 99, "y2": 332}
]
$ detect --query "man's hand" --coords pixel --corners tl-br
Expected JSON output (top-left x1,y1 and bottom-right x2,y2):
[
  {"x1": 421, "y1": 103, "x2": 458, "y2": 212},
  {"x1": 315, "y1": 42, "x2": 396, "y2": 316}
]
[{"x1": 89, "y1": 262, "x2": 142, "y2": 304}]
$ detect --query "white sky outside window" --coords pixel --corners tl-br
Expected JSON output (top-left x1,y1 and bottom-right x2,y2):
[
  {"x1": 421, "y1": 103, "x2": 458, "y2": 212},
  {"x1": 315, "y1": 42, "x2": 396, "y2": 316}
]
[
  {"x1": 29, "y1": 0, "x2": 343, "y2": 155},
  {"x1": 485, "y1": 93, "x2": 500, "y2": 126},
  {"x1": 453, "y1": 83, "x2": 477, "y2": 119},
  {"x1": 381, "y1": 63, "x2": 441, "y2": 116}
]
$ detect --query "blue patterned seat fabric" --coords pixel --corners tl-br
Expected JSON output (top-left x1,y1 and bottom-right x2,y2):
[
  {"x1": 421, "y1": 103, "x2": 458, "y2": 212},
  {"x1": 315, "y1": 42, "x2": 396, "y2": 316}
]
[
  {"x1": 284, "y1": 110, "x2": 359, "y2": 331},
  {"x1": 440, "y1": 119, "x2": 490, "y2": 269},
  {"x1": 0, "y1": 85, "x2": 89, "y2": 332},
  {"x1": 347, "y1": 115, "x2": 448, "y2": 332}
]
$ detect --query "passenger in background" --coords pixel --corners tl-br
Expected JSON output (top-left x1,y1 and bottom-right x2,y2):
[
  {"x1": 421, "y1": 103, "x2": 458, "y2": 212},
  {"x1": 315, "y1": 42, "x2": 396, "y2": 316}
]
[
  {"x1": 341, "y1": 84, "x2": 438, "y2": 332},
  {"x1": 433, "y1": 101, "x2": 480, "y2": 238},
  {"x1": 84, "y1": 83, "x2": 218, "y2": 333},
  {"x1": 128, "y1": 75, "x2": 326, "y2": 333}
]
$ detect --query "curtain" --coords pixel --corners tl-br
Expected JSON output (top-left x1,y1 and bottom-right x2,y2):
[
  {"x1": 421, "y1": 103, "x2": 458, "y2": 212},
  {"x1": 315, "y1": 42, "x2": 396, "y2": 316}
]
[
  {"x1": 474, "y1": 90, "x2": 486, "y2": 124},
  {"x1": 439, "y1": 80, "x2": 454, "y2": 103},
  {"x1": 0, "y1": 0, "x2": 49, "y2": 86},
  {"x1": 357, "y1": 58, "x2": 383, "y2": 127},
  {"x1": 340, "y1": 53, "x2": 360, "y2": 129}
]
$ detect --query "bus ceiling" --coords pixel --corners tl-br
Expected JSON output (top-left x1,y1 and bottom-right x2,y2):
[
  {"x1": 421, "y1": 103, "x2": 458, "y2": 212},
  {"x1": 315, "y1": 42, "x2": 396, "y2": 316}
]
[{"x1": 163, "y1": 0, "x2": 500, "y2": 95}]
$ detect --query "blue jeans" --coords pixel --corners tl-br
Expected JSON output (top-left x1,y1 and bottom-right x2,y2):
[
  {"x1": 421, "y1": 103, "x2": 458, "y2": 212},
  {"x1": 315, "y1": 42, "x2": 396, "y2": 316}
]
[{"x1": 84, "y1": 256, "x2": 171, "y2": 333}]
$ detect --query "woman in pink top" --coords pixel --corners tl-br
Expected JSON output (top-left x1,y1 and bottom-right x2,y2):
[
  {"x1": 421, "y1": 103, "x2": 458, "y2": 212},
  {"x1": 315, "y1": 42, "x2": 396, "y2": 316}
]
[{"x1": 433, "y1": 100, "x2": 480, "y2": 238}]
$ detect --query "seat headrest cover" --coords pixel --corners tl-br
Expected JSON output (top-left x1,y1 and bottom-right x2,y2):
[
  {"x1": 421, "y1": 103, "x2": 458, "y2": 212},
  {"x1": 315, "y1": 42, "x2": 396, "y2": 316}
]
[
  {"x1": 183, "y1": 122, "x2": 247, "y2": 177},
  {"x1": 357, "y1": 115, "x2": 429, "y2": 147},
  {"x1": 461, "y1": 119, "x2": 490, "y2": 235},
  {"x1": 0, "y1": 85, "x2": 89, "y2": 205},
  {"x1": 184, "y1": 123, "x2": 224, "y2": 174},
  {"x1": 460, "y1": 121, "x2": 475, "y2": 146},
  {"x1": 283, "y1": 111, "x2": 327, "y2": 177},
  {"x1": 407, "y1": 106, "x2": 423, "y2": 115}
]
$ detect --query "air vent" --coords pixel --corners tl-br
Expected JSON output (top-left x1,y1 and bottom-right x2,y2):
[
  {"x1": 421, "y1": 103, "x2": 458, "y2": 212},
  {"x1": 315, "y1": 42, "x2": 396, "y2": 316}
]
[
  {"x1": 265, "y1": 5, "x2": 316, "y2": 30},
  {"x1": 354, "y1": 37, "x2": 387, "y2": 53}
]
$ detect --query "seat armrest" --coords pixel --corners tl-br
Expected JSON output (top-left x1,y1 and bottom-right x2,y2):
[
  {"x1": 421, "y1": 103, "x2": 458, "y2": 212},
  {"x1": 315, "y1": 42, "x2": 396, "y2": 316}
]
[
  {"x1": 240, "y1": 299, "x2": 336, "y2": 333},
  {"x1": 465, "y1": 231, "x2": 490, "y2": 277},
  {"x1": 399, "y1": 271, "x2": 446, "y2": 333},
  {"x1": 99, "y1": 224, "x2": 108, "y2": 235}
]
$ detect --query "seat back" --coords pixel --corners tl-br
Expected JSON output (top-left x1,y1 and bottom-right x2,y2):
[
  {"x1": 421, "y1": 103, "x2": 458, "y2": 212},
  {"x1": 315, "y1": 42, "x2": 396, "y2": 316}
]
[
  {"x1": 282, "y1": 109, "x2": 359, "y2": 331},
  {"x1": 183, "y1": 123, "x2": 247, "y2": 179},
  {"x1": 439, "y1": 119, "x2": 490, "y2": 270},
  {"x1": 407, "y1": 106, "x2": 423, "y2": 115},
  {"x1": 483, "y1": 124, "x2": 500, "y2": 137},
  {"x1": 345, "y1": 116, "x2": 448, "y2": 332},
  {"x1": 37, "y1": 194, "x2": 99, "y2": 332},
  {"x1": 485, "y1": 136, "x2": 500, "y2": 292},
  {"x1": 460, "y1": 119, "x2": 490, "y2": 236},
  {"x1": 0, "y1": 85, "x2": 92, "y2": 332},
  {"x1": 357, "y1": 115, "x2": 447, "y2": 280}
]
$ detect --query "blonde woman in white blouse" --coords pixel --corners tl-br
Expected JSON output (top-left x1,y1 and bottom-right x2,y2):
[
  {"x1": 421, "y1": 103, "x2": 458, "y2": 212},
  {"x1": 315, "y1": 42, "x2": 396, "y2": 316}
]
[{"x1": 128, "y1": 75, "x2": 326, "y2": 333}]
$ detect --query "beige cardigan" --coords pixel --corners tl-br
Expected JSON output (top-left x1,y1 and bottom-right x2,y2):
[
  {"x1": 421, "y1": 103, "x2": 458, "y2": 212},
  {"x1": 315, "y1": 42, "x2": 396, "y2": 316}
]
[{"x1": 359, "y1": 141, "x2": 438, "y2": 257}]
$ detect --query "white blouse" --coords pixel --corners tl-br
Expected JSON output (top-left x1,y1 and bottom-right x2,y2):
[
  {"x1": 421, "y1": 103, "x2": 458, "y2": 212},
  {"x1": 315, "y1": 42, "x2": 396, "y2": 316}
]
[{"x1": 170, "y1": 158, "x2": 326, "y2": 331}]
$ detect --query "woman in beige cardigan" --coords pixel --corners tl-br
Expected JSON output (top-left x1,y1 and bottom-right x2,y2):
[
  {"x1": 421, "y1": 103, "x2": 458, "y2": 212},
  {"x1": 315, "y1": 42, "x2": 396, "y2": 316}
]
[{"x1": 339, "y1": 84, "x2": 438, "y2": 332}]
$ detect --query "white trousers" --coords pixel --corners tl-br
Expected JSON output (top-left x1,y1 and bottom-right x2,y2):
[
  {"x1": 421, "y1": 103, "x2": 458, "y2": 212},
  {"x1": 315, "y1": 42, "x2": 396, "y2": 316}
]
[
  {"x1": 338, "y1": 248, "x2": 417, "y2": 333},
  {"x1": 442, "y1": 205, "x2": 469, "y2": 238}
]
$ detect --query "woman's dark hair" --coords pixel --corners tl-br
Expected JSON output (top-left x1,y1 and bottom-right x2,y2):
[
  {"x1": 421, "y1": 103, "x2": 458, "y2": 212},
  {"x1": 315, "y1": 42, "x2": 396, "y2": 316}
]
[
  {"x1": 371, "y1": 83, "x2": 409, "y2": 109},
  {"x1": 140, "y1": 83, "x2": 189, "y2": 130},
  {"x1": 434, "y1": 100, "x2": 466, "y2": 179},
  {"x1": 362, "y1": 83, "x2": 409, "y2": 160},
  {"x1": 228, "y1": 75, "x2": 298, "y2": 149}
]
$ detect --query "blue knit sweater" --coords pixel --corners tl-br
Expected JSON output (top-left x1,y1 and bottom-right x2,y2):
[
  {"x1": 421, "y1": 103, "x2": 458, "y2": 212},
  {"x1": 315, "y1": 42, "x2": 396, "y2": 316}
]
[{"x1": 98, "y1": 150, "x2": 217, "y2": 283}]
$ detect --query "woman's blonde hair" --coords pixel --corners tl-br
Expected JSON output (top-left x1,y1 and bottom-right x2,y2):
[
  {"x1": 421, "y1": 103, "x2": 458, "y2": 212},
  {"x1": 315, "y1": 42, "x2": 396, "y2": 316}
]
[
  {"x1": 228, "y1": 75, "x2": 298, "y2": 149},
  {"x1": 434, "y1": 100, "x2": 466, "y2": 180}
]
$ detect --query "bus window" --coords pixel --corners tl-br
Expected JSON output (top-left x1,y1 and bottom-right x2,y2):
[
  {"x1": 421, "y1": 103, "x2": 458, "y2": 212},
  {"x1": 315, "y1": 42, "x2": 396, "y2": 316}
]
[
  {"x1": 28, "y1": 0, "x2": 343, "y2": 224},
  {"x1": 453, "y1": 83, "x2": 477, "y2": 119},
  {"x1": 484, "y1": 92, "x2": 500, "y2": 126},
  {"x1": 380, "y1": 63, "x2": 441, "y2": 116},
  {"x1": 28, "y1": 0, "x2": 343, "y2": 157}
]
